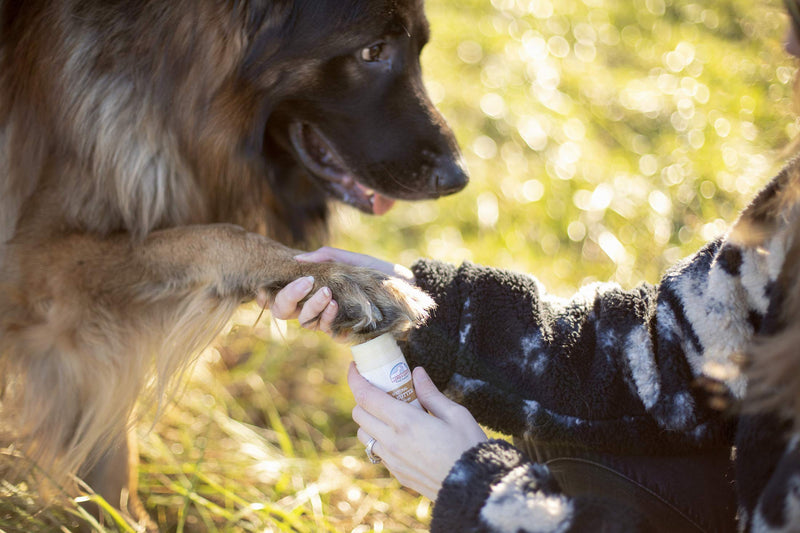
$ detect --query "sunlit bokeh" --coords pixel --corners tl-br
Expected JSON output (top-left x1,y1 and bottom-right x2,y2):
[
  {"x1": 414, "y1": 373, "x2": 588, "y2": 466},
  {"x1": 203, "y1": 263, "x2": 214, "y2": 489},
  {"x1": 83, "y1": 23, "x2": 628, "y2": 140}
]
[
  {"x1": 133, "y1": 1, "x2": 800, "y2": 531},
  {"x1": 336, "y1": 0, "x2": 796, "y2": 295},
  {"x1": 8, "y1": 1, "x2": 792, "y2": 531},
  {"x1": 160, "y1": 1, "x2": 796, "y2": 531}
]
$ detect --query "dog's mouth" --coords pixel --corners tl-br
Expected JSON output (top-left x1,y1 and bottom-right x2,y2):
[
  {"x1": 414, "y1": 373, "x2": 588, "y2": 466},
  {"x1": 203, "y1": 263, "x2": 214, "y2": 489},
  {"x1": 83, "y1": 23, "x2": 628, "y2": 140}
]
[{"x1": 288, "y1": 122, "x2": 396, "y2": 215}]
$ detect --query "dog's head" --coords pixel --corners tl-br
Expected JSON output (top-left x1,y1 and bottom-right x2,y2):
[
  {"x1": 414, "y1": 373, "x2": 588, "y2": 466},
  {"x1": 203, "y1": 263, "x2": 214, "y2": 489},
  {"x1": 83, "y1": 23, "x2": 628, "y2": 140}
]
[
  {"x1": 252, "y1": 0, "x2": 468, "y2": 216},
  {"x1": 0, "y1": 0, "x2": 467, "y2": 242}
]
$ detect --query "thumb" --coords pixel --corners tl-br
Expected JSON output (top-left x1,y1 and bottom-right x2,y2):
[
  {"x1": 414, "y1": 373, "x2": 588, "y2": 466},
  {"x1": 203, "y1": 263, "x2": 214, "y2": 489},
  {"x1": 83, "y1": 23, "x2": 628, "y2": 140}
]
[
  {"x1": 294, "y1": 247, "x2": 334, "y2": 263},
  {"x1": 412, "y1": 367, "x2": 456, "y2": 418}
]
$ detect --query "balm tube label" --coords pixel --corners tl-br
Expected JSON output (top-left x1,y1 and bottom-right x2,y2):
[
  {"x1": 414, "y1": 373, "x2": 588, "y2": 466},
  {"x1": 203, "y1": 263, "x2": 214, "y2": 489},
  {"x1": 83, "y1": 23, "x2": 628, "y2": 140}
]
[
  {"x1": 359, "y1": 360, "x2": 421, "y2": 408},
  {"x1": 389, "y1": 380, "x2": 418, "y2": 404}
]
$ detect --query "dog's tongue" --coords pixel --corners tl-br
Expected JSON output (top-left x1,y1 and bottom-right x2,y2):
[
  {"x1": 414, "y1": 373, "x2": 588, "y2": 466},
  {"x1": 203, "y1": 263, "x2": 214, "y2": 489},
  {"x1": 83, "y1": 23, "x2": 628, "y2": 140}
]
[{"x1": 372, "y1": 193, "x2": 395, "y2": 215}]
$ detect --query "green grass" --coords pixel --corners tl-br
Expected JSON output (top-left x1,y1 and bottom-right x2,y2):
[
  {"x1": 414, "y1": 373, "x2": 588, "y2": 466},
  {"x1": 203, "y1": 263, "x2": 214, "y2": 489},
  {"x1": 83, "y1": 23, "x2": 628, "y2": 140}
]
[{"x1": 2, "y1": 0, "x2": 797, "y2": 531}]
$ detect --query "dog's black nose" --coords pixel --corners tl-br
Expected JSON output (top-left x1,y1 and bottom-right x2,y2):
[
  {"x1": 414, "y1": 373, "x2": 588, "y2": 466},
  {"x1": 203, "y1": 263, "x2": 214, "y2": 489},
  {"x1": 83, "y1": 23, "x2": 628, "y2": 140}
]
[{"x1": 433, "y1": 155, "x2": 469, "y2": 195}]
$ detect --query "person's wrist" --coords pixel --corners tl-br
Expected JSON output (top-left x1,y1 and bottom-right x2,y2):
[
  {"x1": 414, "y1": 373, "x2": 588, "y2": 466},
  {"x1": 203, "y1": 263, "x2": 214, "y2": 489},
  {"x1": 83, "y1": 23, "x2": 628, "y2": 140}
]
[{"x1": 430, "y1": 440, "x2": 528, "y2": 527}]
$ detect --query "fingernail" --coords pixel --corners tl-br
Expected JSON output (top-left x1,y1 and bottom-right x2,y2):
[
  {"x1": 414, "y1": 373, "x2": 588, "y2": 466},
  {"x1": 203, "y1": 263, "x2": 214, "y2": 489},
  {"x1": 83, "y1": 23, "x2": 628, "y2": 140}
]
[
  {"x1": 321, "y1": 286, "x2": 331, "y2": 298},
  {"x1": 294, "y1": 253, "x2": 311, "y2": 261},
  {"x1": 297, "y1": 276, "x2": 314, "y2": 289}
]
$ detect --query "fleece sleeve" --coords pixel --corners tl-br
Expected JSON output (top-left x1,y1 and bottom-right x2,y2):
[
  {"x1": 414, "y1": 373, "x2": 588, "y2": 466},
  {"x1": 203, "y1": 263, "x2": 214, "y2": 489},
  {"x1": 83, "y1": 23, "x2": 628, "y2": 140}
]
[
  {"x1": 429, "y1": 439, "x2": 647, "y2": 533},
  {"x1": 406, "y1": 161, "x2": 799, "y2": 533},
  {"x1": 404, "y1": 182, "x2": 788, "y2": 454}
]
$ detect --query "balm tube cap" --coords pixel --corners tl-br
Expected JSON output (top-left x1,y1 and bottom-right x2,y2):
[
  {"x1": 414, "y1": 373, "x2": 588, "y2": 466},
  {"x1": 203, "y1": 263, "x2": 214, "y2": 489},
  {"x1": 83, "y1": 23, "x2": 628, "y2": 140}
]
[
  {"x1": 350, "y1": 332, "x2": 406, "y2": 373},
  {"x1": 351, "y1": 332, "x2": 421, "y2": 409}
]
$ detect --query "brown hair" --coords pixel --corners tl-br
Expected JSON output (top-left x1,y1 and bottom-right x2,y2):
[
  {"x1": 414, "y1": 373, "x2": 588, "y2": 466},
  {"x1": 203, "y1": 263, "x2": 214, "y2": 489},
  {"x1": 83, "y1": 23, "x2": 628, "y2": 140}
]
[
  {"x1": 741, "y1": 5, "x2": 800, "y2": 425},
  {"x1": 746, "y1": 218, "x2": 800, "y2": 426},
  {"x1": 743, "y1": 51, "x2": 800, "y2": 424}
]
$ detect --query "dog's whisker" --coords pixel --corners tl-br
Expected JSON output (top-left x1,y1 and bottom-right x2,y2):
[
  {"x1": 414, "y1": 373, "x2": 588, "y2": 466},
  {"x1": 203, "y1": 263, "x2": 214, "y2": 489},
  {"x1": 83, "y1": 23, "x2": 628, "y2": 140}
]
[
  {"x1": 372, "y1": 161, "x2": 418, "y2": 194},
  {"x1": 253, "y1": 302, "x2": 268, "y2": 328}
]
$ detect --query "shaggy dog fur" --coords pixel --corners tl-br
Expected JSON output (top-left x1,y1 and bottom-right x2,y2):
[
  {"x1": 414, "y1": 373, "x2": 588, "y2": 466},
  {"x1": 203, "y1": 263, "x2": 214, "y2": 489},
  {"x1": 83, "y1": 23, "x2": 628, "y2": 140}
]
[{"x1": 0, "y1": 0, "x2": 466, "y2": 526}]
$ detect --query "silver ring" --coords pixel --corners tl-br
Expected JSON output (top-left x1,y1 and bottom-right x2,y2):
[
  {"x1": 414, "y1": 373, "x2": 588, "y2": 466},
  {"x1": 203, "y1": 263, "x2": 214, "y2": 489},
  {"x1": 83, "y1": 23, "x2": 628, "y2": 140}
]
[{"x1": 365, "y1": 437, "x2": 381, "y2": 464}]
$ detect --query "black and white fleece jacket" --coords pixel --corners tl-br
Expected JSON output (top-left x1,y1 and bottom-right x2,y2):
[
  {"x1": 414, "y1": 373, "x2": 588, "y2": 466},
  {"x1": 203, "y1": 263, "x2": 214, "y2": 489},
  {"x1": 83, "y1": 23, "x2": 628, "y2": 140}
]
[{"x1": 401, "y1": 160, "x2": 800, "y2": 532}]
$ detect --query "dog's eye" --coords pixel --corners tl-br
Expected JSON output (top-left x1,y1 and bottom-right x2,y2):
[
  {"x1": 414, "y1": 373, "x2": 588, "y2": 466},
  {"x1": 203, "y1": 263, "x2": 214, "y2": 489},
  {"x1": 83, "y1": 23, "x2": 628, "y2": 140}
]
[{"x1": 360, "y1": 42, "x2": 385, "y2": 62}]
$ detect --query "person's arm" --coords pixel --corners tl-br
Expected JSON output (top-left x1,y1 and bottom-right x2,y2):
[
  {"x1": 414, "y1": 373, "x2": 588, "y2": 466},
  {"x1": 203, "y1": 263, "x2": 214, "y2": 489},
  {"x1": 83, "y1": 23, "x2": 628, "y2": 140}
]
[
  {"x1": 283, "y1": 214, "x2": 780, "y2": 456},
  {"x1": 348, "y1": 355, "x2": 650, "y2": 532},
  {"x1": 403, "y1": 218, "x2": 782, "y2": 454},
  {"x1": 285, "y1": 234, "x2": 762, "y2": 454},
  {"x1": 406, "y1": 165, "x2": 797, "y2": 454},
  {"x1": 431, "y1": 439, "x2": 648, "y2": 533}
]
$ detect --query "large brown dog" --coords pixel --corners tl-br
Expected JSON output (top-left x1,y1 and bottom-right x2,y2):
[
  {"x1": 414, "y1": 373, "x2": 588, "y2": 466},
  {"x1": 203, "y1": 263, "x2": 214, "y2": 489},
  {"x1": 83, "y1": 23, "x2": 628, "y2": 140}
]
[{"x1": 0, "y1": 0, "x2": 466, "y2": 525}]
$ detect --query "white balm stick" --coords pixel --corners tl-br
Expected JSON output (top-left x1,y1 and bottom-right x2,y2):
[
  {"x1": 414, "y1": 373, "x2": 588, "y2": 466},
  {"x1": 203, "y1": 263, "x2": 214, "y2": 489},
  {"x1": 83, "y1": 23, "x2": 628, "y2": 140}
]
[{"x1": 351, "y1": 333, "x2": 422, "y2": 409}]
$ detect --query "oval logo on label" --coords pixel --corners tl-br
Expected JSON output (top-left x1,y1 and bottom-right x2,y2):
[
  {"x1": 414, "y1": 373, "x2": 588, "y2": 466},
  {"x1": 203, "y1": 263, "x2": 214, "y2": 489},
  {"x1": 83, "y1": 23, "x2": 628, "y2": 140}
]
[{"x1": 390, "y1": 362, "x2": 411, "y2": 384}]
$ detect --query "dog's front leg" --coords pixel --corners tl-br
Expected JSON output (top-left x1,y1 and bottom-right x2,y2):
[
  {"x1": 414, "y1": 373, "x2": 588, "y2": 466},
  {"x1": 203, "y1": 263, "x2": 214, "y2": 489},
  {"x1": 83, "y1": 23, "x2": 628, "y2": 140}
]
[
  {"x1": 80, "y1": 428, "x2": 156, "y2": 532},
  {"x1": 132, "y1": 224, "x2": 434, "y2": 343},
  {"x1": 2, "y1": 223, "x2": 431, "y2": 520}
]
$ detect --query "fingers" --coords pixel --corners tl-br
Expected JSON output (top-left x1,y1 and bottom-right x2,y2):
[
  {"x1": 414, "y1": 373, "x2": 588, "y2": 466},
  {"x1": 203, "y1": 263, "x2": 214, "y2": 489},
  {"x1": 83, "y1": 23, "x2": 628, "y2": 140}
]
[
  {"x1": 317, "y1": 299, "x2": 338, "y2": 334},
  {"x1": 294, "y1": 246, "x2": 366, "y2": 265},
  {"x1": 412, "y1": 367, "x2": 458, "y2": 419},
  {"x1": 295, "y1": 246, "x2": 412, "y2": 281},
  {"x1": 347, "y1": 363, "x2": 409, "y2": 419},
  {"x1": 350, "y1": 364, "x2": 486, "y2": 502},
  {"x1": 390, "y1": 263, "x2": 416, "y2": 284},
  {"x1": 413, "y1": 367, "x2": 479, "y2": 429},
  {"x1": 356, "y1": 426, "x2": 390, "y2": 451},
  {"x1": 269, "y1": 276, "x2": 338, "y2": 335},
  {"x1": 352, "y1": 403, "x2": 393, "y2": 442},
  {"x1": 269, "y1": 276, "x2": 314, "y2": 320},
  {"x1": 355, "y1": 424, "x2": 441, "y2": 500},
  {"x1": 297, "y1": 286, "x2": 337, "y2": 334}
]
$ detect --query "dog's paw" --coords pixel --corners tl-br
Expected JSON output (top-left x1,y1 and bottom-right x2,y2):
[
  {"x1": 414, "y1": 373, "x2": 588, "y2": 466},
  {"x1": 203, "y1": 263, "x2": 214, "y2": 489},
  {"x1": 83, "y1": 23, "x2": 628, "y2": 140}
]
[{"x1": 306, "y1": 265, "x2": 434, "y2": 343}]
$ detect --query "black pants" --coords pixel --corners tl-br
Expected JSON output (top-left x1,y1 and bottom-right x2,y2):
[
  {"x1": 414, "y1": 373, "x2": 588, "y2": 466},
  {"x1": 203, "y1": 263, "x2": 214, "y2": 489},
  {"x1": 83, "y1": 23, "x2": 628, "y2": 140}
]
[{"x1": 514, "y1": 438, "x2": 737, "y2": 532}]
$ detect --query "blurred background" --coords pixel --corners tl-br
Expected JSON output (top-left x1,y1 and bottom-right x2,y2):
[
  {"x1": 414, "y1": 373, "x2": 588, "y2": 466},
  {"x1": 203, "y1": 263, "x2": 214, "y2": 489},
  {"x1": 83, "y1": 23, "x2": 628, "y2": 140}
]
[{"x1": 4, "y1": 0, "x2": 796, "y2": 531}]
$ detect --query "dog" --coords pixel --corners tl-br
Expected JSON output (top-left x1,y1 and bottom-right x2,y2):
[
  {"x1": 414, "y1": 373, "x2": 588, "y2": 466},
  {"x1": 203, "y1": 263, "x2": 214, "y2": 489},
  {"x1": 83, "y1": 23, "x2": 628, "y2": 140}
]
[{"x1": 0, "y1": 0, "x2": 467, "y2": 526}]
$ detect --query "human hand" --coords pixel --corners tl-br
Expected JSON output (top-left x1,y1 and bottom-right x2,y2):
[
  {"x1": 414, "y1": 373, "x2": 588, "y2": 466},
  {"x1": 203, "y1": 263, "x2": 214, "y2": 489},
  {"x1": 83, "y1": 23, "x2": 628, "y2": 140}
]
[
  {"x1": 349, "y1": 363, "x2": 488, "y2": 500},
  {"x1": 295, "y1": 246, "x2": 415, "y2": 284},
  {"x1": 256, "y1": 276, "x2": 339, "y2": 336},
  {"x1": 260, "y1": 247, "x2": 414, "y2": 335}
]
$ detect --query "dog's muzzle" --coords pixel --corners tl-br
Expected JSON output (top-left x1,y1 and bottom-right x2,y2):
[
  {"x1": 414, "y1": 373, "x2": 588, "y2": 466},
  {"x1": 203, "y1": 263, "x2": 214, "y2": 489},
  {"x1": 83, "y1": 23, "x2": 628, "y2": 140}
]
[{"x1": 431, "y1": 154, "x2": 469, "y2": 196}]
